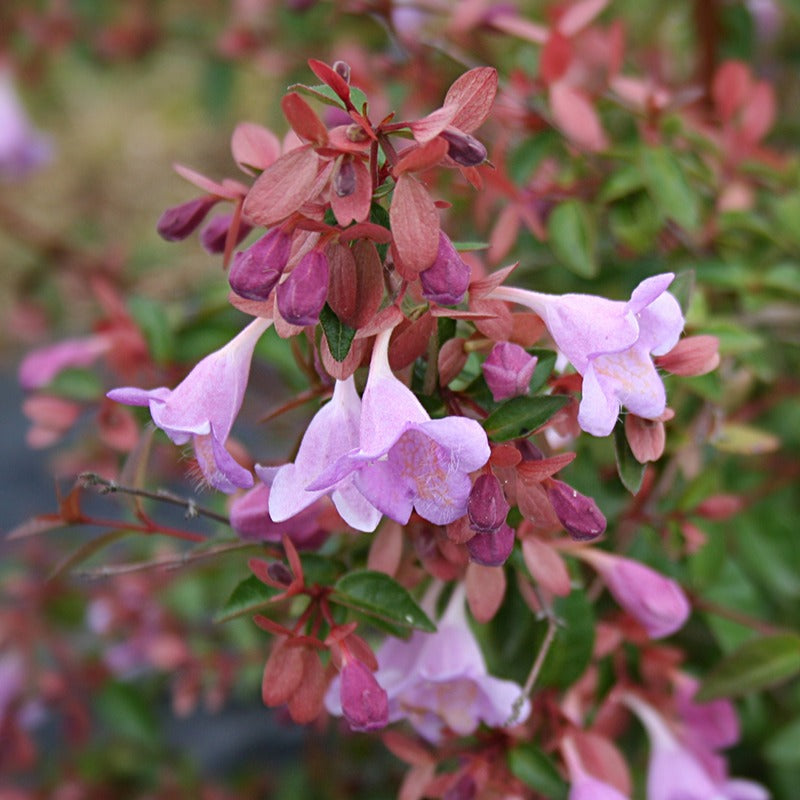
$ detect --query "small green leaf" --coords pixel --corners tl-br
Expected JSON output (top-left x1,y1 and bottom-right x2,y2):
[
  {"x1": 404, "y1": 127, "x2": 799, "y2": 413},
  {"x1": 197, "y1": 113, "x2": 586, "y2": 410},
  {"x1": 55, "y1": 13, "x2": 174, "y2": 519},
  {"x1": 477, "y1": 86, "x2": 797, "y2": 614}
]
[
  {"x1": 640, "y1": 145, "x2": 700, "y2": 231},
  {"x1": 46, "y1": 367, "x2": 103, "y2": 401},
  {"x1": 614, "y1": 420, "x2": 646, "y2": 495},
  {"x1": 712, "y1": 423, "x2": 781, "y2": 455},
  {"x1": 289, "y1": 82, "x2": 368, "y2": 112},
  {"x1": 331, "y1": 570, "x2": 436, "y2": 632},
  {"x1": 599, "y1": 163, "x2": 646, "y2": 202},
  {"x1": 300, "y1": 552, "x2": 341, "y2": 587},
  {"x1": 483, "y1": 395, "x2": 570, "y2": 441},
  {"x1": 696, "y1": 634, "x2": 800, "y2": 701},
  {"x1": 527, "y1": 349, "x2": 557, "y2": 394},
  {"x1": 369, "y1": 202, "x2": 391, "y2": 261},
  {"x1": 215, "y1": 575, "x2": 281, "y2": 623},
  {"x1": 765, "y1": 715, "x2": 800, "y2": 765},
  {"x1": 507, "y1": 744, "x2": 568, "y2": 799},
  {"x1": 536, "y1": 591, "x2": 595, "y2": 689},
  {"x1": 547, "y1": 199, "x2": 597, "y2": 278},
  {"x1": 128, "y1": 295, "x2": 174, "y2": 364},
  {"x1": 320, "y1": 303, "x2": 356, "y2": 362},
  {"x1": 96, "y1": 682, "x2": 161, "y2": 745},
  {"x1": 450, "y1": 240, "x2": 489, "y2": 251}
]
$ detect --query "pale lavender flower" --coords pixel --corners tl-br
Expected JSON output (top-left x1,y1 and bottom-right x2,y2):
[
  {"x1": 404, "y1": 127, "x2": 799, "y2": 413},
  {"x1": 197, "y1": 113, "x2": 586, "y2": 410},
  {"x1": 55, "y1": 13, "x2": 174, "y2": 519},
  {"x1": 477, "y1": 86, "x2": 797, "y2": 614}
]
[
  {"x1": 108, "y1": 317, "x2": 271, "y2": 493},
  {"x1": 675, "y1": 673, "x2": 740, "y2": 753},
  {"x1": 491, "y1": 274, "x2": 684, "y2": 436},
  {"x1": 265, "y1": 377, "x2": 382, "y2": 533},
  {"x1": 0, "y1": 68, "x2": 52, "y2": 181},
  {"x1": 18, "y1": 334, "x2": 111, "y2": 390},
  {"x1": 578, "y1": 549, "x2": 690, "y2": 638},
  {"x1": 328, "y1": 584, "x2": 530, "y2": 743},
  {"x1": 482, "y1": 341, "x2": 539, "y2": 401},
  {"x1": 310, "y1": 328, "x2": 490, "y2": 526},
  {"x1": 624, "y1": 694, "x2": 770, "y2": 800}
]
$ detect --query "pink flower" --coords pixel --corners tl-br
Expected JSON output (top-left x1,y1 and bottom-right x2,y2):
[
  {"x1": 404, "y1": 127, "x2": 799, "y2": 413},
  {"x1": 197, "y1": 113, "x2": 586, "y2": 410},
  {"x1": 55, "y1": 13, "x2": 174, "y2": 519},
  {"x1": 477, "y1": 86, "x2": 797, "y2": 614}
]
[
  {"x1": 366, "y1": 584, "x2": 530, "y2": 743},
  {"x1": 337, "y1": 654, "x2": 390, "y2": 732},
  {"x1": 18, "y1": 334, "x2": 112, "y2": 390},
  {"x1": 492, "y1": 274, "x2": 684, "y2": 436},
  {"x1": 561, "y1": 735, "x2": 631, "y2": 800},
  {"x1": 624, "y1": 694, "x2": 770, "y2": 800},
  {"x1": 310, "y1": 327, "x2": 490, "y2": 526},
  {"x1": 577, "y1": 549, "x2": 690, "y2": 638},
  {"x1": 482, "y1": 341, "x2": 539, "y2": 401},
  {"x1": 265, "y1": 377, "x2": 382, "y2": 533},
  {"x1": 108, "y1": 317, "x2": 271, "y2": 492},
  {"x1": 0, "y1": 67, "x2": 51, "y2": 181}
]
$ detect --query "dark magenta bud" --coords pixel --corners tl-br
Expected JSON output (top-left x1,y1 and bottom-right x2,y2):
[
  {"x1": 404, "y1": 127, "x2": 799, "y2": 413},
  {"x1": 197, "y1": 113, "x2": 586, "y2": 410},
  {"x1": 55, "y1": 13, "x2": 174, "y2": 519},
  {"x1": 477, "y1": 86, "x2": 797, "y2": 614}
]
[
  {"x1": 229, "y1": 228, "x2": 292, "y2": 301},
  {"x1": 482, "y1": 342, "x2": 538, "y2": 402},
  {"x1": 466, "y1": 522, "x2": 515, "y2": 567},
  {"x1": 156, "y1": 195, "x2": 218, "y2": 241},
  {"x1": 267, "y1": 562, "x2": 293, "y2": 586},
  {"x1": 332, "y1": 60, "x2": 351, "y2": 83},
  {"x1": 443, "y1": 774, "x2": 477, "y2": 800},
  {"x1": 340, "y1": 657, "x2": 389, "y2": 732},
  {"x1": 467, "y1": 473, "x2": 509, "y2": 534},
  {"x1": 440, "y1": 128, "x2": 487, "y2": 167},
  {"x1": 277, "y1": 250, "x2": 329, "y2": 326},
  {"x1": 420, "y1": 233, "x2": 470, "y2": 306},
  {"x1": 200, "y1": 213, "x2": 254, "y2": 254},
  {"x1": 547, "y1": 479, "x2": 606, "y2": 541},
  {"x1": 334, "y1": 158, "x2": 356, "y2": 197}
]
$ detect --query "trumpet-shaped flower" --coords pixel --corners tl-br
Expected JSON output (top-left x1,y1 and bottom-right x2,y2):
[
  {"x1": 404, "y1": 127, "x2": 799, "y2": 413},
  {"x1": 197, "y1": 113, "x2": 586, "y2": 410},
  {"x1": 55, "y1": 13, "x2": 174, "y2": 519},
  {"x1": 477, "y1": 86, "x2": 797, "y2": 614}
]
[
  {"x1": 624, "y1": 694, "x2": 769, "y2": 800},
  {"x1": 491, "y1": 274, "x2": 684, "y2": 437},
  {"x1": 265, "y1": 377, "x2": 382, "y2": 533},
  {"x1": 309, "y1": 328, "x2": 490, "y2": 526},
  {"x1": 108, "y1": 317, "x2": 271, "y2": 493},
  {"x1": 326, "y1": 584, "x2": 529, "y2": 743}
]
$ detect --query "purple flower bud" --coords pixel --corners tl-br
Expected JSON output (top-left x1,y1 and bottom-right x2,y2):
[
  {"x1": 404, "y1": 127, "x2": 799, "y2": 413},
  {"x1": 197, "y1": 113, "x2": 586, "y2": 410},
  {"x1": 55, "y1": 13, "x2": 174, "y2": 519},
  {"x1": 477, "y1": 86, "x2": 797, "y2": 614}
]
[
  {"x1": 334, "y1": 159, "x2": 356, "y2": 198},
  {"x1": 440, "y1": 128, "x2": 487, "y2": 167},
  {"x1": 277, "y1": 250, "x2": 329, "y2": 326},
  {"x1": 229, "y1": 228, "x2": 292, "y2": 301},
  {"x1": 443, "y1": 774, "x2": 477, "y2": 800},
  {"x1": 420, "y1": 233, "x2": 470, "y2": 306},
  {"x1": 200, "y1": 213, "x2": 254, "y2": 254},
  {"x1": 482, "y1": 342, "x2": 538, "y2": 402},
  {"x1": 156, "y1": 195, "x2": 218, "y2": 241},
  {"x1": 467, "y1": 473, "x2": 509, "y2": 534},
  {"x1": 332, "y1": 60, "x2": 351, "y2": 83},
  {"x1": 466, "y1": 522, "x2": 515, "y2": 567},
  {"x1": 547, "y1": 479, "x2": 606, "y2": 541},
  {"x1": 340, "y1": 657, "x2": 389, "y2": 732},
  {"x1": 267, "y1": 562, "x2": 294, "y2": 586}
]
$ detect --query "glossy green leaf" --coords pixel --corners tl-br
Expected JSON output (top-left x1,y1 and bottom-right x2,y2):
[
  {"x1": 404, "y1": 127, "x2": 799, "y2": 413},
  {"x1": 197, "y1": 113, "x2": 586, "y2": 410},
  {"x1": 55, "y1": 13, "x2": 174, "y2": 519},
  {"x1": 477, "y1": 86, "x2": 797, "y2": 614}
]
[
  {"x1": 547, "y1": 199, "x2": 597, "y2": 278},
  {"x1": 507, "y1": 744, "x2": 568, "y2": 799},
  {"x1": 696, "y1": 634, "x2": 800, "y2": 701},
  {"x1": 320, "y1": 303, "x2": 356, "y2": 362},
  {"x1": 527, "y1": 349, "x2": 557, "y2": 394},
  {"x1": 640, "y1": 145, "x2": 700, "y2": 231},
  {"x1": 215, "y1": 575, "x2": 281, "y2": 623},
  {"x1": 483, "y1": 395, "x2": 570, "y2": 441},
  {"x1": 331, "y1": 570, "x2": 436, "y2": 632},
  {"x1": 536, "y1": 591, "x2": 595, "y2": 689},
  {"x1": 614, "y1": 420, "x2": 646, "y2": 495},
  {"x1": 128, "y1": 295, "x2": 174, "y2": 364},
  {"x1": 289, "y1": 82, "x2": 368, "y2": 112}
]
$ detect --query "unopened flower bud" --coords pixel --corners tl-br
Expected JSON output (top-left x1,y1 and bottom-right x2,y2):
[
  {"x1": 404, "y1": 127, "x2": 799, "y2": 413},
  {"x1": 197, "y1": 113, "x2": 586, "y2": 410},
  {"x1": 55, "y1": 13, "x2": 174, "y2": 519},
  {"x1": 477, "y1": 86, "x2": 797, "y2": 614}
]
[
  {"x1": 340, "y1": 656, "x2": 389, "y2": 732},
  {"x1": 482, "y1": 342, "x2": 538, "y2": 402},
  {"x1": 443, "y1": 774, "x2": 477, "y2": 800},
  {"x1": 334, "y1": 158, "x2": 356, "y2": 197},
  {"x1": 229, "y1": 228, "x2": 292, "y2": 301},
  {"x1": 267, "y1": 562, "x2": 294, "y2": 586},
  {"x1": 200, "y1": 213, "x2": 253, "y2": 254},
  {"x1": 277, "y1": 250, "x2": 329, "y2": 326},
  {"x1": 468, "y1": 473, "x2": 509, "y2": 534},
  {"x1": 440, "y1": 128, "x2": 487, "y2": 167},
  {"x1": 466, "y1": 522, "x2": 515, "y2": 567},
  {"x1": 547, "y1": 479, "x2": 606, "y2": 541},
  {"x1": 157, "y1": 195, "x2": 218, "y2": 241},
  {"x1": 420, "y1": 233, "x2": 471, "y2": 306},
  {"x1": 332, "y1": 60, "x2": 351, "y2": 83}
]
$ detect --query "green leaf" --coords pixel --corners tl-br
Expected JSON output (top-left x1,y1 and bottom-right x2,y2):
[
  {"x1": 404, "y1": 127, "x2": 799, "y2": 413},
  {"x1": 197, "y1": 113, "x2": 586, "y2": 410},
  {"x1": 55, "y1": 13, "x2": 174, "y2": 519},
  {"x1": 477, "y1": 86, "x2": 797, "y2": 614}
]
[
  {"x1": 320, "y1": 303, "x2": 356, "y2": 362},
  {"x1": 614, "y1": 420, "x2": 646, "y2": 494},
  {"x1": 599, "y1": 163, "x2": 646, "y2": 202},
  {"x1": 547, "y1": 199, "x2": 597, "y2": 278},
  {"x1": 483, "y1": 395, "x2": 570, "y2": 441},
  {"x1": 527, "y1": 349, "x2": 557, "y2": 394},
  {"x1": 451, "y1": 240, "x2": 489, "y2": 251},
  {"x1": 289, "y1": 82, "x2": 368, "y2": 112},
  {"x1": 300, "y1": 553, "x2": 341, "y2": 588},
  {"x1": 696, "y1": 634, "x2": 800, "y2": 701},
  {"x1": 712, "y1": 423, "x2": 781, "y2": 455},
  {"x1": 331, "y1": 570, "x2": 436, "y2": 632},
  {"x1": 640, "y1": 145, "x2": 700, "y2": 231},
  {"x1": 128, "y1": 295, "x2": 174, "y2": 364},
  {"x1": 214, "y1": 575, "x2": 281, "y2": 623},
  {"x1": 369, "y1": 202, "x2": 391, "y2": 261},
  {"x1": 46, "y1": 367, "x2": 103, "y2": 401},
  {"x1": 536, "y1": 591, "x2": 595, "y2": 689},
  {"x1": 765, "y1": 715, "x2": 800, "y2": 765},
  {"x1": 507, "y1": 744, "x2": 568, "y2": 800},
  {"x1": 96, "y1": 682, "x2": 160, "y2": 745}
]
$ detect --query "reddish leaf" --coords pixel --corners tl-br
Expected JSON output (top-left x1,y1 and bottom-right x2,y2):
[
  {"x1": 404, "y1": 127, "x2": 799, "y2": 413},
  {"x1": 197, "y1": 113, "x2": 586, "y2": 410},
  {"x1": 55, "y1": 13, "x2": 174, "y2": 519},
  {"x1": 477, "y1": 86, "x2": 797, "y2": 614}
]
[
  {"x1": 550, "y1": 82, "x2": 608, "y2": 151},
  {"x1": 350, "y1": 239, "x2": 385, "y2": 327},
  {"x1": 231, "y1": 122, "x2": 281, "y2": 174},
  {"x1": 281, "y1": 93, "x2": 328, "y2": 146},
  {"x1": 470, "y1": 297, "x2": 514, "y2": 340},
  {"x1": 489, "y1": 444, "x2": 523, "y2": 468},
  {"x1": 521, "y1": 537, "x2": 571, "y2": 597},
  {"x1": 287, "y1": 649, "x2": 327, "y2": 723},
  {"x1": 466, "y1": 562, "x2": 506, "y2": 622},
  {"x1": 331, "y1": 158, "x2": 372, "y2": 225},
  {"x1": 339, "y1": 221, "x2": 393, "y2": 244},
  {"x1": 390, "y1": 174, "x2": 440, "y2": 273},
  {"x1": 6, "y1": 513, "x2": 63, "y2": 540},
  {"x1": 227, "y1": 290, "x2": 274, "y2": 319},
  {"x1": 511, "y1": 312, "x2": 546, "y2": 347},
  {"x1": 389, "y1": 313, "x2": 435, "y2": 370},
  {"x1": 740, "y1": 81, "x2": 775, "y2": 144},
  {"x1": 558, "y1": 0, "x2": 609, "y2": 36},
  {"x1": 173, "y1": 164, "x2": 242, "y2": 199},
  {"x1": 394, "y1": 138, "x2": 449, "y2": 175},
  {"x1": 243, "y1": 146, "x2": 320, "y2": 226},
  {"x1": 469, "y1": 262, "x2": 519, "y2": 298},
  {"x1": 712, "y1": 61, "x2": 752, "y2": 124},
  {"x1": 262, "y1": 641, "x2": 306, "y2": 706},
  {"x1": 516, "y1": 453, "x2": 576, "y2": 482},
  {"x1": 571, "y1": 730, "x2": 631, "y2": 795},
  {"x1": 321, "y1": 334, "x2": 367, "y2": 380},
  {"x1": 367, "y1": 521, "x2": 404, "y2": 576},
  {"x1": 409, "y1": 106, "x2": 458, "y2": 144},
  {"x1": 541, "y1": 31, "x2": 572, "y2": 84},
  {"x1": 308, "y1": 58, "x2": 352, "y2": 105},
  {"x1": 354, "y1": 305, "x2": 405, "y2": 339},
  {"x1": 382, "y1": 731, "x2": 434, "y2": 767},
  {"x1": 437, "y1": 337, "x2": 468, "y2": 386},
  {"x1": 443, "y1": 67, "x2": 498, "y2": 132}
]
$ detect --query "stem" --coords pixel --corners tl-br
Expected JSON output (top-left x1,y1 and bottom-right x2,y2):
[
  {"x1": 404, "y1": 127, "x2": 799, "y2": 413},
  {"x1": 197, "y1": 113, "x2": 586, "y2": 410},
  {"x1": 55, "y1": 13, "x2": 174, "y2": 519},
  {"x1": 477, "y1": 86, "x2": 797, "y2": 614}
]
[
  {"x1": 691, "y1": 594, "x2": 791, "y2": 637},
  {"x1": 78, "y1": 472, "x2": 230, "y2": 524}
]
